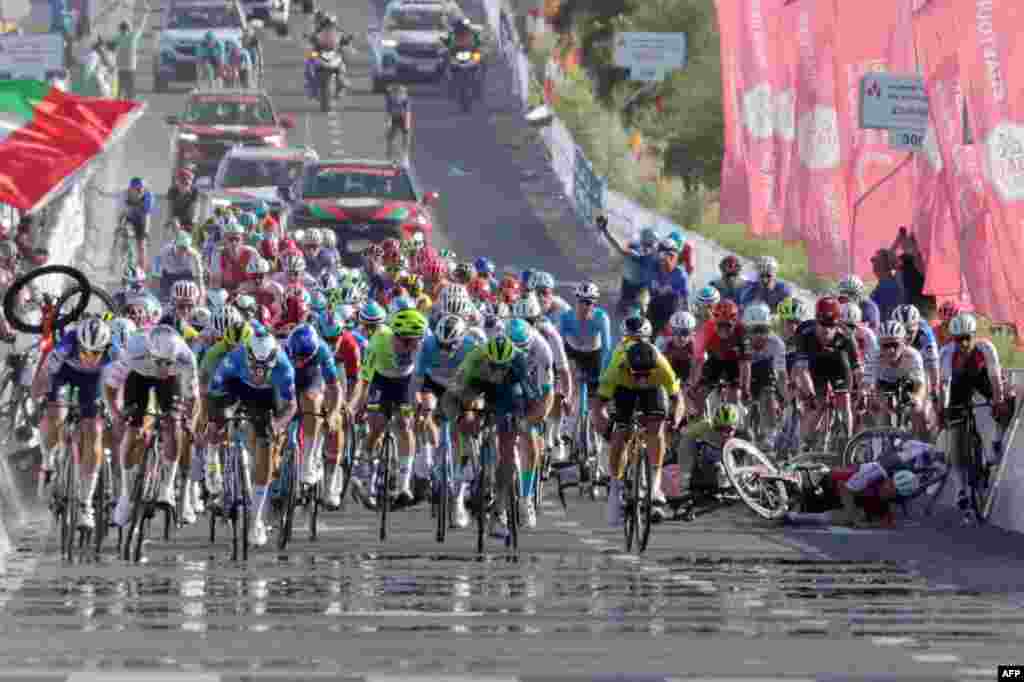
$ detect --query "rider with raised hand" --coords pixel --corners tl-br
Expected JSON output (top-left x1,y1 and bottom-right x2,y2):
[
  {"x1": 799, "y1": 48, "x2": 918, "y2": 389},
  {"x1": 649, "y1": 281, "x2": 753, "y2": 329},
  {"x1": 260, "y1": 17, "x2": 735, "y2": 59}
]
[
  {"x1": 119, "y1": 177, "x2": 154, "y2": 270},
  {"x1": 688, "y1": 300, "x2": 752, "y2": 414},
  {"x1": 210, "y1": 219, "x2": 260, "y2": 294},
  {"x1": 658, "y1": 310, "x2": 699, "y2": 391},
  {"x1": 32, "y1": 318, "x2": 115, "y2": 528},
  {"x1": 595, "y1": 339, "x2": 683, "y2": 525},
  {"x1": 350, "y1": 309, "x2": 430, "y2": 506},
  {"x1": 791, "y1": 297, "x2": 861, "y2": 449},
  {"x1": 595, "y1": 216, "x2": 658, "y2": 316},
  {"x1": 156, "y1": 229, "x2": 205, "y2": 305},
  {"x1": 892, "y1": 304, "x2": 941, "y2": 410},
  {"x1": 740, "y1": 256, "x2": 792, "y2": 314},
  {"x1": 872, "y1": 320, "x2": 929, "y2": 435},
  {"x1": 506, "y1": 317, "x2": 555, "y2": 529},
  {"x1": 104, "y1": 325, "x2": 199, "y2": 528},
  {"x1": 837, "y1": 274, "x2": 881, "y2": 332},
  {"x1": 273, "y1": 252, "x2": 318, "y2": 292},
  {"x1": 558, "y1": 281, "x2": 612, "y2": 408},
  {"x1": 939, "y1": 312, "x2": 1013, "y2": 525},
  {"x1": 207, "y1": 332, "x2": 297, "y2": 547},
  {"x1": 647, "y1": 238, "x2": 689, "y2": 337},
  {"x1": 710, "y1": 255, "x2": 751, "y2": 306}
]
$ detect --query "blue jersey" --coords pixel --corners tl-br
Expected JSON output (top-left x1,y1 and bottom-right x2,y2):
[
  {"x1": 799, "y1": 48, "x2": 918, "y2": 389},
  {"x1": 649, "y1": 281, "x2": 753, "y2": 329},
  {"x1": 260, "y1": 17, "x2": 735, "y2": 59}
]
[
  {"x1": 739, "y1": 280, "x2": 793, "y2": 311},
  {"x1": 622, "y1": 247, "x2": 657, "y2": 287},
  {"x1": 209, "y1": 346, "x2": 296, "y2": 403},
  {"x1": 558, "y1": 307, "x2": 612, "y2": 371},
  {"x1": 51, "y1": 328, "x2": 115, "y2": 374},
  {"x1": 650, "y1": 266, "x2": 689, "y2": 301},
  {"x1": 910, "y1": 322, "x2": 940, "y2": 370},
  {"x1": 290, "y1": 338, "x2": 340, "y2": 390},
  {"x1": 416, "y1": 334, "x2": 477, "y2": 388},
  {"x1": 123, "y1": 190, "x2": 154, "y2": 219},
  {"x1": 350, "y1": 330, "x2": 368, "y2": 352},
  {"x1": 859, "y1": 299, "x2": 881, "y2": 329}
]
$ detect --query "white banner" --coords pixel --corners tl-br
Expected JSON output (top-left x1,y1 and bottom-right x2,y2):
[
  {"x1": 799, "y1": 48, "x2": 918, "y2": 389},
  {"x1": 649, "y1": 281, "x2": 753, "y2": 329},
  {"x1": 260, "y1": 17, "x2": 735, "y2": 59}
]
[{"x1": 0, "y1": 33, "x2": 64, "y2": 81}]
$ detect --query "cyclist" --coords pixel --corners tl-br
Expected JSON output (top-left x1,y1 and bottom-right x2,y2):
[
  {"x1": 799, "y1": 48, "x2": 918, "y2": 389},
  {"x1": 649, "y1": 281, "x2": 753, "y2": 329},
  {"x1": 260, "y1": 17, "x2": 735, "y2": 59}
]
[
  {"x1": 506, "y1": 317, "x2": 555, "y2": 529},
  {"x1": 104, "y1": 325, "x2": 199, "y2": 528},
  {"x1": 210, "y1": 220, "x2": 260, "y2": 293},
  {"x1": 595, "y1": 340, "x2": 683, "y2": 526},
  {"x1": 740, "y1": 256, "x2": 792, "y2": 313},
  {"x1": 677, "y1": 403, "x2": 741, "y2": 500},
  {"x1": 385, "y1": 84, "x2": 412, "y2": 160},
  {"x1": 872, "y1": 320, "x2": 929, "y2": 436},
  {"x1": 647, "y1": 238, "x2": 689, "y2": 337},
  {"x1": 446, "y1": 334, "x2": 543, "y2": 539},
  {"x1": 238, "y1": 256, "x2": 284, "y2": 321},
  {"x1": 164, "y1": 168, "x2": 200, "y2": 231},
  {"x1": 791, "y1": 297, "x2": 861, "y2": 449},
  {"x1": 273, "y1": 252, "x2": 318, "y2": 292},
  {"x1": 298, "y1": 229, "x2": 333, "y2": 280},
  {"x1": 349, "y1": 309, "x2": 430, "y2": 506},
  {"x1": 159, "y1": 280, "x2": 202, "y2": 342},
  {"x1": 112, "y1": 264, "x2": 148, "y2": 312},
  {"x1": 657, "y1": 310, "x2": 699, "y2": 390},
  {"x1": 837, "y1": 274, "x2": 881, "y2": 332},
  {"x1": 892, "y1": 304, "x2": 941, "y2": 406},
  {"x1": 119, "y1": 177, "x2": 154, "y2": 270},
  {"x1": 33, "y1": 318, "x2": 115, "y2": 528},
  {"x1": 939, "y1": 312, "x2": 1013, "y2": 525},
  {"x1": 558, "y1": 281, "x2": 612, "y2": 419},
  {"x1": 933, "y1": 300, "x2": 964, "y2": 349},
  {"x1": 744, "y1": 303, "x2": 787, "y2": 449},
  {"x1": 709, "y1": 255, "x2": 750, "y2": 305},
  {"x1": 207, "y1": 332, "x2": 297, "y2": 547},
  {"x1": 595, "y1": 216, "x2": 657, "y2": 316},
  {"x1": 688, "y1": 300, "x2": 751, "y2": 415},
  {"x1": 198, "y1": 30, "x2": 225, "y2": 87},
  {"x1": 529, "y1": 272, "x2": 571, "y2": 327},
  {"x1": 155, "y1": 229, "x2": 205, "y2": 305}
]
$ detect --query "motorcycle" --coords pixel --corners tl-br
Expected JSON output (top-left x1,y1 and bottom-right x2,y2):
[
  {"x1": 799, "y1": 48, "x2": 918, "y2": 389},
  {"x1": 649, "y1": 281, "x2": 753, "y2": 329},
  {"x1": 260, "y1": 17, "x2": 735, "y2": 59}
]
[
  {"x1": 448, "y1": 49, "x2": 481, "y2": 113},
  {"x1": 305, "y1": 47, "x2": 347, "y2": 112}
]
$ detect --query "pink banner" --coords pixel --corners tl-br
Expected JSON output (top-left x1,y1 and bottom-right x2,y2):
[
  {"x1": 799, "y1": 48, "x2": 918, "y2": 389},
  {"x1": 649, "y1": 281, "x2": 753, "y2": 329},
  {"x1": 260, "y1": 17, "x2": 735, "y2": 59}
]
[
  {"x1": 769, "y1": 6, "x2": 800, "y2": 243},
  {"x1": 715, "y1": 0, "x2": 751, "y2": 227},
  {"x1": 779, "y1": 0, "x2": 851, "y2": 276}
]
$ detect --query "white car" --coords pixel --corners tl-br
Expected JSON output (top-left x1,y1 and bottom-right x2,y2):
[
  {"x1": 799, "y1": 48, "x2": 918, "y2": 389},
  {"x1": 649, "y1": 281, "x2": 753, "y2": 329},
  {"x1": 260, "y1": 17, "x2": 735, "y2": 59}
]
[
  {"x1": 369, "y1": 2, "x2": 463, "y2": 92},
  {"x1": 155, "y1": 0, "x2": 248, "y2": 92},
  {"x1": 383, "y1": 0, "x2": 460, "y2": 15},
  {"x1": 239, "y1": 0, "x2": 290, "y2": 36}
]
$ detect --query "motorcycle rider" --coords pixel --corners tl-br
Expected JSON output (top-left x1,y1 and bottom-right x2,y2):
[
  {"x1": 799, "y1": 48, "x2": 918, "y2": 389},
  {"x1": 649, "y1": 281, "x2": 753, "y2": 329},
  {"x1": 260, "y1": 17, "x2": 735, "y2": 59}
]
[
  {"x1": 305, "y1": 12, "x2": 352, "y2": 97},
  {"x1": 442, "y1": 17, "x2": 483, "y2": 98},
  {"x1": 164, "y1": 168, "x2": 200, "y2": 231},
  {"x1": 385, "y1": 84, "x2": 412, "y2": 161},
  {"x1": 198, "y1": 30, "x2": 225, "y2": 88}
]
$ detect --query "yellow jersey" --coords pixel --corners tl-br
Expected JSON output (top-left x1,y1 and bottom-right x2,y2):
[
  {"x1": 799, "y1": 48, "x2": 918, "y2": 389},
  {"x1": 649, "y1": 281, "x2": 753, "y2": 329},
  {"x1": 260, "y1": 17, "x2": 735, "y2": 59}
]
[{"x1": 598, "y1": 344, "x2": 680, "y2": 400}]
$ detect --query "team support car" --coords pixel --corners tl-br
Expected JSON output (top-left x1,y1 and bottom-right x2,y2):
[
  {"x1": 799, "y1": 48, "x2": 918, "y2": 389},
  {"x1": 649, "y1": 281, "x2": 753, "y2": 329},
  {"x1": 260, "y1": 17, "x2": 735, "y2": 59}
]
[
  {"x1": 368, "y1": 1, "x2": 464, "y2": 92},
  {"x1": 197, "y1": 144, "x2": 318, "y2": 230},
  {"x1": 165, "y1": 89, "x2": 296, "y2": 185},
  {"x1": 280, "y1": 158, "x2": 439, "y2": 266},
  {"x1": 155, "y1": 0, "x2": 248, "y2": 92}
]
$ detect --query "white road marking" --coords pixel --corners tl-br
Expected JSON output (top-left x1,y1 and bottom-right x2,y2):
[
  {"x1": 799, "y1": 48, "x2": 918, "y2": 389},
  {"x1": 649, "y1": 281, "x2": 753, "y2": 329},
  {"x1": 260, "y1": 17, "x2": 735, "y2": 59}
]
[
  {"x1": 912, "y1": 653, "x2": 962, "y2": 663},
  {"x1": 68, "y1": 675, "x2": 221, "y2": 682}
]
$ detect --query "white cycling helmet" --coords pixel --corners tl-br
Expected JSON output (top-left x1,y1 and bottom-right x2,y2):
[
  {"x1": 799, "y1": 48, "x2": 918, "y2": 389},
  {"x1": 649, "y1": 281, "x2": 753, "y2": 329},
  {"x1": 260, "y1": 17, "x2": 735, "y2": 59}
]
[
  {"x1": 512, "y1": 292, "x2": 543, "y2": 320},
  {"x1": 669, "y1": 310, "x2": 698, "y2": 335},
  {"x1": 529, "y1": 271, "x2": 555, "y2": 291},
  {"x1": 756, "y1": 256, "x2": 779, "y2": 276},
  {"x1": 302, "y1": 228, "x2": 323, "y2": 245},
  {"x1": 575, "y1": 281, "x2": 600, "y2": 301},
  {"x1": 174, "y1": 229, "x2": 193, "y2": 248},
  {"x1": 949, "y1": 312, "x2": 978, "y2": 337},
  {"x1": 837, "y1": 274, "x2": 866, "y2": 301},
  {"x1": 284, "y1": 253, "x2": 306, "y2": 273},
  {"x1": 191, "y1": 306, "x2": 212, "y2": 330},
  {"x1": 879, "y1": 320, "x2": 906, "y2": 341},
  {"x1": 840, "y1": 302, "x2": 862, "y2": 326},
  {"x1": 322, "y1": 230, "x2": 337, "y2": 249},
  {"x1": 171, "y1": 280, "x2": 200, "y2": 304},
  {"x1": 893, "y1": 304, "x2": 921, "y2": 329},
  {"x1": 742, "y1": 302, "x2": 772, "y2": 327},
  {"x1": 77, "y1": 317, "x2": 112, "y2": 352},
  {"x1": 246, "y1": 257, "x2": 272, "y2": 276},
  {"x1": 693, "y1": 285, "x2": 721, "y2": 309},
  {"x1": 207, "y1": 288, "x2": 230, "y2": 310},
  {"x1": 247, "y1": 333, "x2": 279, "y2": 367},
  {"x1": 223, "y1": 219, "x2": 244, "y2": 236},
  {"x1": 235, "y1": 294, "x2": 258, "y2": 315},
  {"x1": 210, "y1": 306, "x2": 242, "y2": 337},
  {"x1": 443, "y1": 291, "x2": 474, "y2": 318},
  {"x1": 435, "y1": 313, "x2": 467, "y2": 346},
  {"x1": 147, "y1": 325, "x2": 180, "y2": 361},
  {"x1": 109, "y1": 317, "x2": 137, "y2": 347}
]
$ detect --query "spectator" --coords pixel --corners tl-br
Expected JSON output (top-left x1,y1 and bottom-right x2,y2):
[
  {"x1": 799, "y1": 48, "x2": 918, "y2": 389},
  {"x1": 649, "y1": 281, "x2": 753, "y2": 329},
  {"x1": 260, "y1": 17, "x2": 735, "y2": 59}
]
[
  {"x1": 111, "y1": 2, "x2": 152, "y2": 102},
  {"x1": 892, "y1": 227, "x2": 933, "y2": 315},
  {"x1": 597, "y1": 215, "x2": 658, "y2": 315},
  {"x1": 647, "y1": 238, "x2": 689, "y2": 335},
  {"x1": 870, "y1": 248, "x2": 906, "y2": 323}
]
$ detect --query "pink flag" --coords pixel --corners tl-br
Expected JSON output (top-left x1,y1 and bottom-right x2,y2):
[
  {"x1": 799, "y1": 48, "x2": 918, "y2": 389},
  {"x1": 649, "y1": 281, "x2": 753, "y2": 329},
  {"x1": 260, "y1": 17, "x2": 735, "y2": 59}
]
[
  {"x1": 779, "y1": 0, "x2": 851, "y2": 277},
  {"x1": 715, "y1": 0, "x2": 751, "y2": 227},
  {"x1": 769, "y1": 6, "x2": 800, "y2": 243}
]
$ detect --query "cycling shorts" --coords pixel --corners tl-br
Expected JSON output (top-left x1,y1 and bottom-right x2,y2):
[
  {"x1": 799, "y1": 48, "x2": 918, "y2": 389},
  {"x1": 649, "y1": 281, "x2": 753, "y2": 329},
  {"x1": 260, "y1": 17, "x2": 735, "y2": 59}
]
[
  {"x1": 294, "y1": 361, "x2": 327, "y2": 395},
  {"x1": 368, "y1": 374, "x2": 415, "y2": 411},
  {"x1": 750, "y1": 358, "x2": 778, "y2": 398},
  {"x1": 124, "y1": 213, "x2": 148, "y2": 241},
  {"x1": 808, "y1": 353, "x2": 852, "y2": 394},
  {"x1": 700, "y1": 356, "x2": 740, "y2": 388},
  {"x1": 47, "y1": 362, "x2": 104, "y2": 419},
  {"x1": 209, "y1": 378, "x2": 284, "y2": 428},
  {"x1": 565, "y1": 345, "x2": 601, "y2": 390},
  {"x1": 124, "y1": 370, "x2": 185, "y2": 427},
  {"x1": 611, "y1": 386, "x2": 668, "y2": 425},
  {"x1": 420, "y1": 374, "x2": 447, "y2": 399}
]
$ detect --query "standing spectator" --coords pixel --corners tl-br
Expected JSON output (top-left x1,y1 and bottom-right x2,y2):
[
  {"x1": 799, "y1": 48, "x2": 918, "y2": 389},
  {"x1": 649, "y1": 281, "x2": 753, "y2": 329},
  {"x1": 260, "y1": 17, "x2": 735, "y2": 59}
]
[
  {"x1": 647, "y1": 238, "x2": 689, "y2": 335},
  {"x1": 870, "y1": 248, "x2": 906, "y2": 323},
  {"x1": 892, "y1": 227, "x2": 933, "y2": 316},
  {"x1": 597, "y1": 215, "x2": 658, "y2": 315},
  {"x1": 111, "y1": 2, "x2": 151, "y2": 101}
]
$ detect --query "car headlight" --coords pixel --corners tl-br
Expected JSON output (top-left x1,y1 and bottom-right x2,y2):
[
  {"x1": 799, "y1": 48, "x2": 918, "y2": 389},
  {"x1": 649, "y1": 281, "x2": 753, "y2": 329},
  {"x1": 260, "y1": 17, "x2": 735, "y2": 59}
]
[
  {"x1": 381, "y1": 38, "x2": 398, "y2": 48},
  {"x1": 263, "y1": 134, "x2": 283, "y2": 145},
  {"x1": 178, "y1": 132, "x2": 198, "y2": 142}
]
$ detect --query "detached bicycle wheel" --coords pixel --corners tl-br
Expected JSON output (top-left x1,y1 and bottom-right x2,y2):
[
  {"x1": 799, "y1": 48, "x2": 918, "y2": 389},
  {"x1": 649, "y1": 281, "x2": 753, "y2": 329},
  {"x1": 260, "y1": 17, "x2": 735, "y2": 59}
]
[
  {"x1": 3, "y1": 265, "x2": 92, "y2": 334},
  {"x1": 721, "y1": 438, "x2": 789, "y2": 520}
]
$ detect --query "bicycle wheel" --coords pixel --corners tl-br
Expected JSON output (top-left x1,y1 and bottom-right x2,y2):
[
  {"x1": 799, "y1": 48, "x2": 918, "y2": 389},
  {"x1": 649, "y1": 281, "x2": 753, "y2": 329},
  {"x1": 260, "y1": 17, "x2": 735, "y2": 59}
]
[
  {"x1": 636, "y1": 454, "x2": 653, "y2": 554},
  {"x1": 337, "y1": 419, "x2": 356, "y2": 509},
  {"x1": 124, "y1": 443, "x2": 157, "y2": 562},
  {"x1": 962, "y1": 421, "x2": 986, "y2": 521},
  {"x1": 842, "y1": 428, "x2": 915, "y2": 467},
  {"x1": 721, "y1": 438, "x2": 790, "y2": 520},
  {"x1": 60, "y1": 444, "x2": 77, "y2": 561},
  {"x1": 277, "y1": 444, "x2": 298, "y2": 551},
  {"x1": 55, "y1": 284, "x2": 116, "y2": 332},
  {"x1": 378, "y1": 433, "x2": 395, "y2": 542},
  {"x1": 623, "y1": 446, "x2": 637, "y2": 552},
  {"x1": 476, "y1": 440, "x2": 489, "y2": 554},
  {"x1": 93, "y1": 455, "x2": 111, "y2": 555},
  {"x1": 436, "y1": 430, "x2": 448, "y2": 543},
  {"x1": 3, "y1": 265, "x2": 92, "y2": 334},
  {"x1": 310, "y1": 443, "x2": 323, "y2": 542},
  {"x1": 506, "y1": 468, "x2": 519, "y2": 553}
]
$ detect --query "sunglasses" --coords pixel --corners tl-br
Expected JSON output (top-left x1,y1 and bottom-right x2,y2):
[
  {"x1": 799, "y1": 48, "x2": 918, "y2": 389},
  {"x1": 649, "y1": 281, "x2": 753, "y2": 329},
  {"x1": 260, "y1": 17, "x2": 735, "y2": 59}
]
[
  {"x1": 154, "y1": 358, "x2": 175, "y2": 369},
  {"x1": 749, "y1": 326, "x2": 771, "y2": 336},
  {"x1": 818, "y1": 320, "x2": 838, "y2": 329},
  {"x1": 577, "y1": 299, "x2": 596, "y2": 307},
  {"x1": 225, "y1": 236, "x2": 243, "y2": 244},
  {"x1": 955, "y1": 335, "x2": 973, "y2": 344},
  {"x1": 881, "y1": 342, "x2": 901, "y2": 351},
  {"x1": 629, "y1": 369, "x2": 652, "y2": 379}
]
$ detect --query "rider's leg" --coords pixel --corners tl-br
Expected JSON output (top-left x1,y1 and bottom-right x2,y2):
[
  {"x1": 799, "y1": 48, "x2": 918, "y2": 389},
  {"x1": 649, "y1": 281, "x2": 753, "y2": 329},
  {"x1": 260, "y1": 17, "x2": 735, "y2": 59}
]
[
  {"x1": 299, "y1": 388, "x2": 324, "y2": 485},
  {"x1": 323, "y1": 406, "x2": 345, "y2": 507},
  {"x1": 396, "y1": 409, "x2": 416, "y2": 501},
  {"x1": 77, "y1": 415, "x2": 104, "y2": 528}
]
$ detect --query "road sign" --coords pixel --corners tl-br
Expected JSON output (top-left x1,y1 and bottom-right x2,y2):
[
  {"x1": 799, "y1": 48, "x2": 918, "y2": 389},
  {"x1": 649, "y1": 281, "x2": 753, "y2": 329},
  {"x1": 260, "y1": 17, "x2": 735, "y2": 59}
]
[
  {"x1": 859, "y1": 73, "x2": 928, "y2": 131},
  {"x1": 888, "y1": 128, "x2": 925, "y2": 150},
  {"x1": 613, "y1": 32, "x2": 686, "y2": 80}
]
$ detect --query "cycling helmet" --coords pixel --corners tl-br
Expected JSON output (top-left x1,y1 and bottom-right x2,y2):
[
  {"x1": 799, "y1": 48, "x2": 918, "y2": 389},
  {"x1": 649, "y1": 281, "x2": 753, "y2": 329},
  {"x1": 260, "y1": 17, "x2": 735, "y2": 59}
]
[
  {"x1": 893, "y1": 469, "x2": 918, "y2": 498},
  {"x1": 390, "y1": 295, "x2": 415, "y2": 313},
  {"x1": 840, "y1": 302, "x2": 863, "y2": 326},
  {"x1": 247, "y1": 333, "x2": 279, "y2": 369},
  {"x1": 474, "y1": 257, "x2": 495, "y2": 277},
  {"x1": 756, "y1": 255, "x2": 779, "y2": 276},
  {"x1": 321, "y1": 230, "x2": 337, "y2": 249},
  {"x1": 639, "y1": 228, "x2": 658, "y2": 247},
  {"x1": 512, "y1": 293, "x2": 543, "y2": 320},
  {"x1": 309, "y1": 290, "x2": 328, "y2": 313},
  {"x1": 712, "y1": 403, "x2": 741, "y2": 430},
  {"x1": 949, "y1": 312, "x2": 978, "y2": 337},
  {"x1": 122, "y1": 264, "x2": 146, "y2": 286},
  {"x1": 238, "y1": 212, "x2": 256, "y2": 229},
  {"x1": 288, "y1": 323, "x2": 320, "y2": 360},
  {"x1": 444, "y1": 292, "x2": 474, "y2": 318},
  {"x1": 129, "y1": 177, "x2": 144, "y2": 190},
  {"x1": 777, "y1": 297, "x2": 800, "y2": 321},
  {"x1": 837, "y1": 274, "x2": 866, "y2": 301},
  {"x1": 246, "y1": 257, "x2": 272, "y2": 276},
  {"x1": 302, "y1": 228, "x2": 322, "y2": 246},
  {"x1": 171, "y1": 280, "x2": 200, "y2": 304},
  {"x1": 390, "y1": 309, "x2": 428, "y2": 338},
  {"x1": 174, "y1": 229, "x2": 193, "y2": 248},
  {"x1": 575, "y1": 281, "x2": 600, "y2": 301},
  {"x1": 452, "y1": 261, "x2": 475, "y2": 284},
  {"x1": 669, "y1": 310, "x2": 698, "y2": 335},
  {"x1": 712, "y1": 300, "x2": 739, "y2": 323},
  {"x1": 791, "y1": 299, "x2": 811, "y2": 322},
  {"x1": 222, "y1": 220, "x2": 245, "y2": 236},
  {"x1": 939, "y1": 300, "x2": 964, "y2": 322},
  {"x1": 254, "y1": 200, "x2": 269, "y2": 218},
  {"x1": 879, "y1": 320, "x2": 906, "y2": 341},
  {"x1": 742, "y1": 302, "x2": 772, "y2": 327},
  {"x1": 526, "y1": 272, "x2": 552, "y2": 292},
  {"x1": 284, "y1": 253, "x2": 306, "y2": 273},
  {"x1": 224, "y1": 317, "x2": 253, "y2": 347},
  {"x1": 694, "y1": 285, "x2": 721, "y2": 309},
  {"x1": 506, "y1": 318, "x2": 531, "y2": 349},
  {"x1": 190, "y1": 306, "x2": 211, "y2": 331},
  {"x1": 207, "y1": 288, "x2": 230, "y2": 310},
  {"x1": 210, "y1": 306, "x2": 240, "y2": 338},
  {"x1": 78, "y1": 317, "x2": 112, "y2": 352},
  {"x1": 893, "y1": 304, "x2": 921, "y2": 330},
  {"x1": 484, "y1": 335, "x2": 517, "y2": 365},
  {"x1": 109, "y1": 317, "x2": 137, "y2": 348},
  {"x1": 235, "y1": 294, "x2": 258, "y2": 317},
  {"x1": 720, "y1": 255, "x2": 741, "y2": 275},
  {"x1": 319, "y1": 271, "x2": 339, "y2": 292},
  {"x1": 147, "y1": 325, "x2": 179, "y2": 361},
  {"x1": 816, "y1": 296, "x2": 842, "y2": 325},
  {"x1": 625, "y1": 340, "x2": 658, "y2": 373},
  {"x1": 360, "y1": 301, "x2": 387, "y2": 325},
  {"x1": 621, "y1": 314, "x2": 652, "y2": 338},
  {"x1": 435, "y1": 314, "x2": 466, "y2": 346},
  {"x1": 399, "y1": 272, "x2": 424, "y2": 296}
]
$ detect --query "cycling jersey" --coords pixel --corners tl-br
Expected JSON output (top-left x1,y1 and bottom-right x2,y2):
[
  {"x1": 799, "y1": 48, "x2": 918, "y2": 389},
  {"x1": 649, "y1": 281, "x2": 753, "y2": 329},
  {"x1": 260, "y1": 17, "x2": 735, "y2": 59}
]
[
  {"x1": 533, "y1": 318, "x2": 568, "y2": 373},
  {"x1": 655, "y1": 335, "x2": 694, "y2": 385},
  {"x1": 453, "y1": 345, "x2": 541, "y2": 406},
  {"x1": 209, "y1": 345, "x2": 295, "y2": 404},
  {"x1": 199, "y1": 339, "x2": 239, "y2": 385},
  {"x1": 909, "y1": 323, "x2": 940, "y2": 371},
  {"x1": 211, "y1": 244, "x2": 260, "y2": 292},
  {"x1": 156, "y1": 243, "x2": 204, "y2": 281},
  {"x1": 704, "y1": 321, "x2": 752, "y2": 362},
  {"x1": 621, "y1": 245, "x2": 657, "y2": 286},
  {"x1": 846, "y1": 439, "x2": 936, "y2": 493},
  {"x1": 520, "y1": 327, "x2": 554, "y2": 394},
  {"x1": 750, "y1": 333, "x2": 786, "y2": 375},
  {"x1": 45, "y1": 328, "x2": 117, "y2": 418},
  {"x1": 709, "y1": 277, "x2": 750, "y2": 305},
  {"x1": 291, "y1": 337, "x2": 340, "y2": 391},
  {"x1": 165, "y1": 185, "x2": 199, "y2": 227},
  {"x1": 558, "y1": 307, "x2": 612, "y2": 369},
  {"x1": 103, "y1": 329, "x2": 198, "y2": 396},
  {"x1": 199, "y1": 38, "x2": 225, "y2": 64},
  {"x1": 597, "y1": 345, "x2": 680, "y2": 400},
  {"x1": 119, "y1": 190, "x2": 154, "y2": 221},
  {"x1": 875, "y1": 346, "x2": 925, "y2": 387},
  {"x1": 302, "y1": 249, "x2": 337, "y2": 280},
  {"x1": 359, "y1": 326, "x2": 421, "y2": 382},
  {"x1": 415, "y1": 334, "x2": 478, "y2": 392},
  {"x1": 851, "y1": 324, "x2": 879, "y2": 384},
  {"x1": 791, "y1": 321, "x2": 861, "y2": 390},
  {"x1": 858, "y1": 299, "x2": 881, "y2": 329},
  {"x1": 325, "y1": 331, "x2": 361, "y2": 383},
  {"x1": 271, "y1": 271, "x2": 318, "y2": 292},
  {"x1": 156, "y1": 314, "x2": 200, "y2": 344},
  {"x1": 941, "y1": 339, "x2": 1003, "y2": 404},
  {"x1": 739, "y1": 280, "x2": 793, "y2": 311},
  {"x1": 542, "y1": 295, "x2": 571, "y2": 327}
]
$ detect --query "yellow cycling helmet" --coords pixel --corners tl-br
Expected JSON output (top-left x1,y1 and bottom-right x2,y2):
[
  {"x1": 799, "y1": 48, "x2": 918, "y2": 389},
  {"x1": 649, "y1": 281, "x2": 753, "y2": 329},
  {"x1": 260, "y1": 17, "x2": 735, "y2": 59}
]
[
  {"x1": 484, "y1": 334, "x2": 517, "y2": 365},
  {"x1": 390, "y1": 309, "x2": 428, "y2": 338},
  {"x1": 224, "y1": 320, "x2": 254, "y2": 348}
]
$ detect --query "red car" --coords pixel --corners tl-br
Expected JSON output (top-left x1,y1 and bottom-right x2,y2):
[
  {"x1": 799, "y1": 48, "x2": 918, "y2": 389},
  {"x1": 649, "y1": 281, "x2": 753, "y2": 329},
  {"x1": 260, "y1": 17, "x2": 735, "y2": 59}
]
[
  {"x1": 165, "y1": 88, "x2": 296, "y2": 187},
  {"x1": 282, "y1": 158, "x2": 439, "y2": 266}
]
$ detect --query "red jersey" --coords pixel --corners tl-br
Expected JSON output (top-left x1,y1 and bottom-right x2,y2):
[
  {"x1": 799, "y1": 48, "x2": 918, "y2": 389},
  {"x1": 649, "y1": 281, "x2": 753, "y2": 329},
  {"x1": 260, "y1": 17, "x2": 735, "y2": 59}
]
[
  {"x1": 704, "y1": 321, "x2": 751, "y2": 362},
  {"x1": 330, "y1": 332, "x2": 361, "y2": 382},
  {"x1": 215, "y1": 245, "x2": 259, "y2": 292}
]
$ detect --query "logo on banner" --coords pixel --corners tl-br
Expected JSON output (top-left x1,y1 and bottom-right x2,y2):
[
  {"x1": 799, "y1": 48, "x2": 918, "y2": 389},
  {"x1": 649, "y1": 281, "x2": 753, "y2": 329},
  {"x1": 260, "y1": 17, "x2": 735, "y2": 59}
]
[
  {"x1": 923, "y1": 125, "x2": 942, "y2": 172},
  {"x1": 775, "y1": 89, "x2": 795, "y2": 141},
  {"x1": 865, "y1": 80, "x2": 882, "y2": 98},
  {"x1": 985, "y1": 122, "x2": 1024, "y2": 202},
  {"x1": 743, "y1": 83, "x2": 774, "y2": 139},
  {"x1": 797, "y1": 106, "x2": 840, "y2": 170}
]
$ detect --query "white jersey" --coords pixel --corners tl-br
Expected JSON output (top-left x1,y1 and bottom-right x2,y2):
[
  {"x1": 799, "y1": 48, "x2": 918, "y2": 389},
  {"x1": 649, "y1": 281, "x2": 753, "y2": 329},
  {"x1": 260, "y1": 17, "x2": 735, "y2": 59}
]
[
  {"x1": 855, "y1": 325, "x2": 880, "y2": 385},
  {"x1": 103, "y1": 328, "x2": 198, "y2": 396},
  {"x1": 750, "y1": 333, "x2": 787, "y2": 376},
  {"x1": 156, "y1": 243, "x2": 204, "y2": 280},
  {"x1": 875, "y1": 345, "x2": 925, "y2": 387},
  {"x1": 523, "y1": 327, "x2": 554, "y2": 391},
  {"x1": 534, "y1": 318, "x2": 569, "y2": 373},
  {"x1": 543, "y1": 295, "x2": 571, "y2": 327}
]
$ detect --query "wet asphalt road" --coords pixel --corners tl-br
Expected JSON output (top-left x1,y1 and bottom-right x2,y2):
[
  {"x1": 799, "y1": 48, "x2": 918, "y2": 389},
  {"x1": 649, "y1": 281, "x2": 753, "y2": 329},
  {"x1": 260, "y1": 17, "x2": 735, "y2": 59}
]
[{"x1": 4, "y1": 0, "x2": 1024, "y2": 678}]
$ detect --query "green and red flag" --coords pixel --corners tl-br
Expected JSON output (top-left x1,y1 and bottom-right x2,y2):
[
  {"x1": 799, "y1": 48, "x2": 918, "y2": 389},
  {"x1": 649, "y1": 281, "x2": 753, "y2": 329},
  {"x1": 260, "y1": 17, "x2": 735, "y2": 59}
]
[{"x1": 0, "y1": 79, "x2": 144, "y2": 211}]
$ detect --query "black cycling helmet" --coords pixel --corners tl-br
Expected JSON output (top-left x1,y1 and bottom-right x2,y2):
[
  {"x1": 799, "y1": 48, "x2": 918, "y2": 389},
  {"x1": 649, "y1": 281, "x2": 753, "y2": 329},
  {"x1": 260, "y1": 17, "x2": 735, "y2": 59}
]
[
  {"x1": 119, "y1": 20, "x2": 130, "y2": 32},
  {"x1": 626, "y1": 340, "x2": 658, "y2": 373}
]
